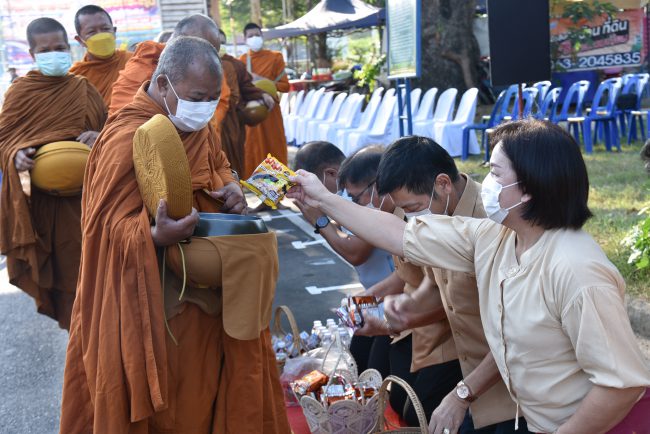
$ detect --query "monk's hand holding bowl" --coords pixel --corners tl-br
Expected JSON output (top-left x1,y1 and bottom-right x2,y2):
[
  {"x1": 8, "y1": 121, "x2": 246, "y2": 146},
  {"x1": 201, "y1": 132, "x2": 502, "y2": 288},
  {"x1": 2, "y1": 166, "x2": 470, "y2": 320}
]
[
  {"x1": 211, "y1": 182, "x2": 246, "y2": 215},
  {"x1": 151, "y1": 200, "x2": 199, "y2": 246},
  {"x1": 77, "y1": 131, "x2": 100, "y2": 148},
  {"x1": 260, "y1": 93, "x2": 276, "y2": 110},
  {"x1": 15, "y1": 147, "x2": 36, "y2": 171},
  {"x1": 287, "y1": 170, "x2": 330, "y2": 210}
]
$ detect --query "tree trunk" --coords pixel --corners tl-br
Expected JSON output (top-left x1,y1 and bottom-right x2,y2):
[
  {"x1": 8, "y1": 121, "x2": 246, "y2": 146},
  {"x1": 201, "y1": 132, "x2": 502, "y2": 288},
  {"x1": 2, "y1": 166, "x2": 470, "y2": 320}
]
[
  {"x1": 416, "y1": 0, "x2": 479, "y2": 93},
  {"x1": 250, "y1": 0, "x2": 262, "y2": 26},
  {"x1": 209, "y1": 0, "x2": 221, "y2": 27}
]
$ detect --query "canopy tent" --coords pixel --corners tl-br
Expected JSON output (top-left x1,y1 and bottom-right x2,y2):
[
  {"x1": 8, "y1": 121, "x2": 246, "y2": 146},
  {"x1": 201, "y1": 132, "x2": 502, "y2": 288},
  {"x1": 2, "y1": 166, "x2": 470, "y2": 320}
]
[{"x1": 263, "y1": 0, "x2": 385, "y2": 39}]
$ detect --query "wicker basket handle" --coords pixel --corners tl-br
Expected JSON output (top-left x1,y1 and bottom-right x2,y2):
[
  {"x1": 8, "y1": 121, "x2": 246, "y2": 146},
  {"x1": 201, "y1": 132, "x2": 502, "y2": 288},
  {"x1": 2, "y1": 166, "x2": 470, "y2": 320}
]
[
  {"x1": 272, "y1": 305, "x2": 304, "y2": 354},
  {"x1": 375, "y1": 375, "x2": 428, "y2": 433}
]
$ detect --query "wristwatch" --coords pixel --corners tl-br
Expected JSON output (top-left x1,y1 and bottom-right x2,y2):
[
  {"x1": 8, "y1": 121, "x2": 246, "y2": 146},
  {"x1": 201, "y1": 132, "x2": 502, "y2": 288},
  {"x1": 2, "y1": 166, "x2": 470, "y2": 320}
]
[
  {"x1": 456, "y1": 380, "x2": 476, "y2": 402},
  {"x1": 314, "y1": 216, "x2": 330, "y2": 234}
]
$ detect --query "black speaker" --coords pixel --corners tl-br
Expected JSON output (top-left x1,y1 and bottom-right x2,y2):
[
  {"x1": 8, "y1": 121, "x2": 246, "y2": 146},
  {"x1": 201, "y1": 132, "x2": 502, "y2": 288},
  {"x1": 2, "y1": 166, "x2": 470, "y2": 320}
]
[{"x1": 487, "y1": 0, "x2": 551, "y2": 86}]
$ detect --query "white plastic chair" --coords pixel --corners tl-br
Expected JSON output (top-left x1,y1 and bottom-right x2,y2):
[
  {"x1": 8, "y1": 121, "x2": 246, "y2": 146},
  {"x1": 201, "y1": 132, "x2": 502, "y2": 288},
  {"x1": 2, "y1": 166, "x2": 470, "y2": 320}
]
[
  {"x1": 320, "y1": 93, "x2": 366, "y2": 143},
  {"x1": 304, "y1": 93, "x2": 347, "y2": 143},
  {"x1": 413, "y1": 88, "x2": 457, "y2": 139},
  {"x1": 283, "y1": 91, "x2": 304, "y2": 139},
  {"x1": 433, "y1": 88, "x2": 479, "y2": 157},
  {"x1": 336, "y1": 88, "x2": 393, "y2": 150},
  {"x1": 295, "y1": 91, "x2": 334, "y2": 146},
  {"x1": 285, "y1": 89, "x2": 318, "y2": 143},
  {"x1": 413, "y1": 88, "x2": 437, "y2": 123},
  {"x1": 345, "y1": 93, "x2": 398, "y2": 154},
  {"x1": 279, "y1": 92, "x2": 290, "y2": 117}
]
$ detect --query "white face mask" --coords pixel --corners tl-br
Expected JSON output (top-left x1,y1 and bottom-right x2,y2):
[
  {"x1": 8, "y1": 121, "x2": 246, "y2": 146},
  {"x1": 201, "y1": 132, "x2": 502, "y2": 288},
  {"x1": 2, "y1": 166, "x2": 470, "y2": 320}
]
[
  {"x1": 246, "y1": 36, "x2": 264, "y2": 52},
  {"x1": 481, "y1": 173, "x2": 521, "y2": 224},
  {"x1": 163, "y1": 77, "x2": 219, "y2": 132},
  {"x1": 366, "y1": 186, "x2": 386, "y2": 210},
  {"x1": 404, "y1": 189, "x2": 449, "y2": 220}
]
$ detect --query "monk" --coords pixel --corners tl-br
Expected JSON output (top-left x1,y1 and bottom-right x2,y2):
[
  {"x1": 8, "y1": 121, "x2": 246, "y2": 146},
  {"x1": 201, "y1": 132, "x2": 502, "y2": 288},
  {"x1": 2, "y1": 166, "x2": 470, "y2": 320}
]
[
  {"x1": 60, "y1": 35, "x2": 288, "y2": 434},
  {"x1": 0, "y1": 18, "x2": 106, "y2": 330},
  {"x1": 240, "y1": 23, "x2": 290, "y2": 178},
  {"x1": 217, "y1": 29, "x2": 274, "y2": 176},
  {"x1": 109, "y1": 13, "x2": 231, "y2": 132},
  {"x1": 69, "y1": 5, "x2": 132, "y2": 109}
]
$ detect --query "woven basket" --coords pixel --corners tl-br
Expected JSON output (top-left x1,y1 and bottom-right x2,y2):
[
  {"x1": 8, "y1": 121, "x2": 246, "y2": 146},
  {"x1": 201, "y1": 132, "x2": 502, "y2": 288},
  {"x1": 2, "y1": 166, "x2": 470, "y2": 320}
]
[
  {"x1": 371, "y1": 376, "x2": 428, "y2": 433},
  {"x1": 299, "y1": 334, "x2": 383, "y2": 434},
  {"x1": 272, "y1": 305, "x2": 305, "y2": 372},
  {"x1": 133, "y1": 114, "x2": 193, "y2": 220}
]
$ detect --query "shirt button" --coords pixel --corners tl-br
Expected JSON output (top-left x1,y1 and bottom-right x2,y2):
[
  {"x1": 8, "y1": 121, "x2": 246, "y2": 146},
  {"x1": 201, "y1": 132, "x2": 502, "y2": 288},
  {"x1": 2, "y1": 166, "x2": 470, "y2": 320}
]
[
  {"x1": 454, "y1": 330, "x2": 462, "y2": 336},
  {"x1": 443, "y1": 278, "x2": 448, "y2": 284},
  {"x1": 448, "y1": 305, "x2": 454, "y2": 312},
  {"x1": 506, "y1": 267, "x2": 518, "y2": 277}
]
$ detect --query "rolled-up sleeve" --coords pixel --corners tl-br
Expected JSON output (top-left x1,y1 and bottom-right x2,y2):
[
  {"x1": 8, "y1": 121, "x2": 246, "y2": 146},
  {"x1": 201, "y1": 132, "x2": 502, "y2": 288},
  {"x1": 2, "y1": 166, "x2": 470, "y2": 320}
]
[
  {"x1": 403, "y1": 215, "x2": 483, "y2": 274},
  {"x1": 562, "y1": 286, "x2": 650, "y2": 389}
]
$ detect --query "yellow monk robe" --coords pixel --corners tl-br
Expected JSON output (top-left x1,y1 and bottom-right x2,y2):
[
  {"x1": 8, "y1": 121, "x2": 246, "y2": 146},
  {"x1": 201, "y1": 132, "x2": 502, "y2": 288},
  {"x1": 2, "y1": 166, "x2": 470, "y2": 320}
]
[
  {"x1": 69, "y1": 49, "x2": 133, "y2": 107},
  {"x1": 59, "y1": 83, "x2": 290, "y2": 434},
  {"x1": 0, "y1": 71, "x2": 106, "y2": 330},
  {"x1": 239, "y1": 49, "x2": 290, "y2": 178},
  {"x1": 109, "y1": 41, "x2": 230, "y2": 128}
]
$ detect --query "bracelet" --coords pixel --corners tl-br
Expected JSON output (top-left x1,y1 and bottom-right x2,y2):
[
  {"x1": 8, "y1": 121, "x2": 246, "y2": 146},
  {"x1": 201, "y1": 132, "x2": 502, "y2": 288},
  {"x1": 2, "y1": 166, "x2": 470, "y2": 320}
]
[{"x1": 383, "y1": 313, "x2": 399, "y2": 338}]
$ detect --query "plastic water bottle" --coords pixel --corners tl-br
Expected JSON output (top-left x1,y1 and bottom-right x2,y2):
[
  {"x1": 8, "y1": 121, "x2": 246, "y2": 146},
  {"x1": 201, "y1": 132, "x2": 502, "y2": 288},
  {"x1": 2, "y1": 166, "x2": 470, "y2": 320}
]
[{"x1": 320, "y1": 331, "x2": 333, "y2": 348}]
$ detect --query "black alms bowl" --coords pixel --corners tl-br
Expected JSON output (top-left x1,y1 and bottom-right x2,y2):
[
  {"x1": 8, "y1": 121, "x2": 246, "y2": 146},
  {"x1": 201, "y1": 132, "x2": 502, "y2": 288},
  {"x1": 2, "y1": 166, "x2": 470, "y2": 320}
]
[{"x1": 193, "y1": 212, "x2": 268, "y2": 237}]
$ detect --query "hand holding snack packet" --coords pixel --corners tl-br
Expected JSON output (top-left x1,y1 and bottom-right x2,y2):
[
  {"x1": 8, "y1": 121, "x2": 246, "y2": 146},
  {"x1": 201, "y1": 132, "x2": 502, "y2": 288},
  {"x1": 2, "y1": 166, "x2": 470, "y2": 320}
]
[
  {"x1": 336, "y1": 296, "x2": 385, "y2": 330},
  {"x1": 240, "y1": 154, "x2": 296, "y2": 209}
]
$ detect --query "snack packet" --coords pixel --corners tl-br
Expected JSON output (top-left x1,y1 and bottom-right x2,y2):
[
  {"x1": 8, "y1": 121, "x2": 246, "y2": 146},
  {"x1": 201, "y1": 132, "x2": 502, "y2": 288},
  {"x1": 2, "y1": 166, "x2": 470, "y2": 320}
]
[{"x1": 240, "y1": 154, "x2": 296, "y2": 209}]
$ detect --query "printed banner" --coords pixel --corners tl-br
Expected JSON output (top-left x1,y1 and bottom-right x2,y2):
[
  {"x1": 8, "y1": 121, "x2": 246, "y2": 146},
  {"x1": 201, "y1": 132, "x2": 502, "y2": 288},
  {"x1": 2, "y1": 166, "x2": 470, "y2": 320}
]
[{"x1": 551, "y1": 8, "x2": 646, "y2": 71}]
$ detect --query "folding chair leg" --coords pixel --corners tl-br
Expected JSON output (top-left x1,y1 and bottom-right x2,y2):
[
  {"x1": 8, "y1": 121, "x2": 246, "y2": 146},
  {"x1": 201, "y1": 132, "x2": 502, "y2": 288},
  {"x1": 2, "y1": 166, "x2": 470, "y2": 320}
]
[
  {"x1": 461, "y1": 128, "x2": 469, "y2": 161},
  {"x1": 627, "y1": 113, "x2": 636, "y2": 145},
  {"x1": 583, "y1": 120, "x2": 593, "y2": 153}
]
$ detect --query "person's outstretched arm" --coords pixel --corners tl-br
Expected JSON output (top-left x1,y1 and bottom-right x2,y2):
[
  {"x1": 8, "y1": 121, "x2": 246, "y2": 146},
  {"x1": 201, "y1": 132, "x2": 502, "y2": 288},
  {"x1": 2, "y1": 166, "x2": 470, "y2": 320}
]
[{"x1": 288, "y1": 170, "x2": 406, "y2": 256}]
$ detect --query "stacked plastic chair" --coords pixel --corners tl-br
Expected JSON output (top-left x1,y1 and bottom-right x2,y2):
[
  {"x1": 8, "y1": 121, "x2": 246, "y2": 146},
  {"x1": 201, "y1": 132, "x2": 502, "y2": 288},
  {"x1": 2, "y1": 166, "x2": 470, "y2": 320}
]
[
  {"x1": 535, "y1": 87, "x2": 562, "y2": 121},
  {"x1": 551, "y1": 80, "x2": 590, "y2": 143},
  {"x1": 413, "y1": 88, "x2": 457, "y2": 139},
  {"x1": 304, "y1": 93, "x2": 348, "y2": 143},
  {"x1": 295, "y1": 91, "x2": 334, "y2": 146},
  {"x1": 433, "y1": 88, "x2": 479, "y2": 157},
  {"x1": 582, "y1": 78, "x2": 622, "y2": 152},
  {"x1": 344, "y1": 92, "x2": 398, "y2": 155},
  {"x1": 319, "y1": 93, "x2": 366, "y2": 144},
  {"x1": 462, "y1": 90, "x2": 507, "y2": 161},
  {"x1": 335, "y1": 88, "x2": 392, "y2": 152}
]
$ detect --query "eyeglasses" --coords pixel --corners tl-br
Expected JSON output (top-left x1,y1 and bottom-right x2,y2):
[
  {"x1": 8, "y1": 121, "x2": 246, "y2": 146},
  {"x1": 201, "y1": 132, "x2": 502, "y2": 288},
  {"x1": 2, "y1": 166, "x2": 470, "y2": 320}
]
[{"x1": 349, "y1": 182, "x2": 375, "y2": 205}]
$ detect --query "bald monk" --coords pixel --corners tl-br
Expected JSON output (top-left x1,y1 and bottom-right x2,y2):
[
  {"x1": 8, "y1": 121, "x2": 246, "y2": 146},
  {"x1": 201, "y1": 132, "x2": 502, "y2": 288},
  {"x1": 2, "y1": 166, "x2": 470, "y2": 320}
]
[
  {"x1": 109, "y1": 14, "x2": 231, "y2": 131},
  {"x1": 0, "y1": 18, "x2": 106, "y2": 330},
  {"x1": 69, "y1": 5, "x2": 132, "y2": 109},
  {"x1": 60, "y1": 36, "x2": 289, "y2": 434},
  {"x1": 217, "y1": 29, "x2": 274, "y2": 177},
  {"x1": 240, "y1": 23, "x2": 290, "y2": 178}
]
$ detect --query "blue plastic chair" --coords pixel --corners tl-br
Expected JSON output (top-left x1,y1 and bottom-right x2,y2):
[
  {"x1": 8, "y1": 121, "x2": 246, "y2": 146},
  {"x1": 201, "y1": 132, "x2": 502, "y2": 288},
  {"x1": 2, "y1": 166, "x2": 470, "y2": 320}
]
[
  {"x1": 591, "y1": 77, "x2": 622, "y2": 143},
  {"x1": 532, "y1": 80, "x2": 551, "y2": 111},
  {"x1": 582, "y1": 79, "x2": 622, "y2": 153},
  {"x1": 551, "y1": 80, "x2": 590, "y2": 143},
  {"x1": 508, "y1": 88, "x2": 538, "y2": 119},
  {"x1": 622, "y1": 74, "x2": 650, "y2": 144},
  {"x1": 461, "y1": 90, "x2": 507, "y2": 161},
  {"x1": 535, "y1": 87, "x2": 562, "y2": 121},
  {"x1": 497, "y1": 84, "x2": 520, "y2": 121}
]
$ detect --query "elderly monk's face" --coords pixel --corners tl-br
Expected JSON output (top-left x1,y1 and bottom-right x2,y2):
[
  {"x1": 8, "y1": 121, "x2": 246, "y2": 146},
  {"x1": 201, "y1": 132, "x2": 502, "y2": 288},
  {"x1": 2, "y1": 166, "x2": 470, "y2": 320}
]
[
  {"x1": 77, "y1": 12, "x2": 116, "y2": 41},
  {"x1": 30, "y1": 31, "x2": 70, "y2": 58},
  {"x1": 157, "y1": 61, "x2": 222, "y2": 115}
]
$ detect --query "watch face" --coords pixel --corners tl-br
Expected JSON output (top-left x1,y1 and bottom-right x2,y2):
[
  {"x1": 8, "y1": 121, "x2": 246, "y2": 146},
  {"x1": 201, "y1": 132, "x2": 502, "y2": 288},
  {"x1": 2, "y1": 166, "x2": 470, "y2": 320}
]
[
  {"x1": 316, "y1": 216, "x2": 329, "y2": 227},
  {"x1": 457, "y1": 385, "x2": 470, "y2": 400}
]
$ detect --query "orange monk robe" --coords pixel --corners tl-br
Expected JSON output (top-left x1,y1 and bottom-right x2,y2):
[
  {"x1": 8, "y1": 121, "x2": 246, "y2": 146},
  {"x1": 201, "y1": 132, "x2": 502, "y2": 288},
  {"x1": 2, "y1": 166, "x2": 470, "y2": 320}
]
[
  {"x1": 0, "y1": 71, "x2": 106, "y2": 330},
  {"x1": 69, "y1": 49, "x2": 133, "y2": 107},
  {"x1": 109, "y1": 41, "x2": 230, "y2": 127},
  {"x1": 59, "y1": 83, "x2": 290, "y2": 434},
  {"x1": 239, "y1": 49, "x2": 290, "y2": 178}
]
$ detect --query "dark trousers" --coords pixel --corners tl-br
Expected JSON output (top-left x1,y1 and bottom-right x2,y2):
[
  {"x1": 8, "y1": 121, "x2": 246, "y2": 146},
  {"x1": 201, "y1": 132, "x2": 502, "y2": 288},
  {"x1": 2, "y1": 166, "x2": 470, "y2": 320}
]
[
  {"x1": 460, "y1": 412, "x2": 534, "y2": 434},
  {"x1": 350, "y1": 335, "x2": 463, "y2": 427}
]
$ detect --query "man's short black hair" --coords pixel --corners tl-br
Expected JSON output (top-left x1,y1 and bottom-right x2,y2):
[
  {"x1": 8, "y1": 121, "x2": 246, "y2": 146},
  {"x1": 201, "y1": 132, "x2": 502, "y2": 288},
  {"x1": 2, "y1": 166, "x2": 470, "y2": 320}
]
[
  {"x1": 376, "y1": 136, "x2": 459, "y2": 196},
  {"x1": 243, "y1": 22, "x2": 262, "y2": 34},
  {"x1": 294, "y1": 141, "x2": 345, "y2": 174},
  {"x1": 490, "y1": 119, "x2": 592, "y2": 230},
  {"x1": 338, "y1": 146, "x2": 384, "y2": 189},
  {"x1": 74, "y1": 5, "x2": 113, "y2": 35},
  {"x1": 27, "y1": 18, "x2": 69, "y2": 50}
]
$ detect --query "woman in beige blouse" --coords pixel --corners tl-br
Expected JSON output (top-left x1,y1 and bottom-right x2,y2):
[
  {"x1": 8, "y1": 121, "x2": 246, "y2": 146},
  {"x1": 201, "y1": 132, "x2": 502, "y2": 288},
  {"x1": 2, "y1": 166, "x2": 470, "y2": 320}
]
[{"x1": 287, "y1": 119, "x2": 650, "y2": 434}]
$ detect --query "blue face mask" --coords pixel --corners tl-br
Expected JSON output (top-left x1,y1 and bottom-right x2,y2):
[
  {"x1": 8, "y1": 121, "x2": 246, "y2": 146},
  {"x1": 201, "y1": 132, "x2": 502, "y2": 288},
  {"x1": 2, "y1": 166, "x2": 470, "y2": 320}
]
[{"x1": 35, "y1": 51, "x2": 72, "y2": 77}]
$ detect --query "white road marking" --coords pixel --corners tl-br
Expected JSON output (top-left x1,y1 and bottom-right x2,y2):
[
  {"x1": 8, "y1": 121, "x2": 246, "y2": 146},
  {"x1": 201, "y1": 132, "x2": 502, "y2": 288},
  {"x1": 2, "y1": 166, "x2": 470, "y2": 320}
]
[{"x1": 305, "y1": 283, "x2": 363, "y2": 295}]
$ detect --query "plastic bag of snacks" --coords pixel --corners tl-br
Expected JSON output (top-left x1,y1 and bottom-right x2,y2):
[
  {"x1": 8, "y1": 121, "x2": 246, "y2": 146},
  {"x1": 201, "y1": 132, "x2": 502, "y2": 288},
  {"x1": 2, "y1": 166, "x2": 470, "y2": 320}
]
[
  {"x1": 240, "y1": 154, "x2": 296, "y2": 209},
  {"x1": 336, "y1": 296, "x2": 385, "y2": 330}
]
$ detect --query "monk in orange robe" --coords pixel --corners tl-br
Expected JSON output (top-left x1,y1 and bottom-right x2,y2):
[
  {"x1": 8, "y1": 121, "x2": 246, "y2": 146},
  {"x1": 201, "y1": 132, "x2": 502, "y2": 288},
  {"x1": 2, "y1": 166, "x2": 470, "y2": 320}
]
[
  {"x1": 60, "y1": 36, "x2": 288, "y2": 434},
  {"x1": 217, "y1": 29, "x2": 274, "y2": 177},
  {"x1": 240, "y1": 23, "x2": 290, "y2": 178},
  {"x1": 0, "y1": 18, "x2": 106, "y2": 330},
  {"x1": 109, "y1": 14, "x2": 230, "y2": 129},
  {"x1": 69, "y1": 5, "x2": 132, "y2": 108}
]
